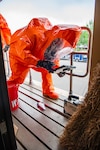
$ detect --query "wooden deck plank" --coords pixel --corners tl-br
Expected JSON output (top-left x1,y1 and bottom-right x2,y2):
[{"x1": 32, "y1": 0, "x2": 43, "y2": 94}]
[
  {"x1": 18, "y1": 89, "x2": 68, "y2": 126},
  {"x1": 13, "y1": 117, "x2": 49, "y2": 150},
  {"x1": 19, "y1": 86, "x2": 64, "y2": 112},
  {"x1": 17, "y1": 99, "x2": 65, "y2": 136},
  {"x1": 12, "y1": 109, "x2": 60, "y2": 150},
  {"x1": 19, "y1": 82, "x2": 67, "y2": 112},
  {"x1": 10, "y1": 80, "x2": 69, "y2": 150},
  {"x1": 16, "y1": 141, "x2": 25, "y2": 150}
]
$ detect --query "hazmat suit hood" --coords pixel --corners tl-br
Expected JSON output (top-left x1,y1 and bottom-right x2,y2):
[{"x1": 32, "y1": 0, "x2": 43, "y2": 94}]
[
  {"x1": 26, "y1": 18, "x2": 81, "y2": 61},
  {"x1": 27, "y1": 17, "x2": 52, "y2": 30},
  {"x1": 43, "y1": 24, "x2": 82, "y2": 61}
]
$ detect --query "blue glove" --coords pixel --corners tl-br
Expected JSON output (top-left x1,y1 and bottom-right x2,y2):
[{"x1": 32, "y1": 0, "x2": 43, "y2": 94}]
[{"x1": 37, "y1": 60, "x2": 54, "y2": 73}]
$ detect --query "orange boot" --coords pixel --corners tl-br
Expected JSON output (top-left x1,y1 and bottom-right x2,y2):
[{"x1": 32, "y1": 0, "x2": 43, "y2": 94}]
[
  {"x1": 41, "y1": 71, "x2": 59, "y2": 100},
  {"x1": 43, "y1": 91, "x2": 59, "y2": 100}
]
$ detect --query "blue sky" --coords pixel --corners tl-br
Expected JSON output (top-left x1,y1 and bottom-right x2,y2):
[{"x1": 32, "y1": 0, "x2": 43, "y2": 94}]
[{"x1": 0, "y1": 0, "x2": 95, "y2": 33}]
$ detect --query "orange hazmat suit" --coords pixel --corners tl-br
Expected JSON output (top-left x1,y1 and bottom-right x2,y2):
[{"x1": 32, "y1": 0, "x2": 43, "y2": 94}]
[
  {"x1": 8, "y1": 17, "x2": 81, "y2": 99},
  {"x1": 0, "y1": 13, "x2": 11, "y2": 49}
]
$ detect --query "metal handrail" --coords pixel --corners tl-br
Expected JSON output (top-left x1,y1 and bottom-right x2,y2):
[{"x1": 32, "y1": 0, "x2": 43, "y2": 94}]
[
  {"x1": 66, "y1": 26, "x2": 92, "y2": 95},
  {"x1": 66, "y1": 26, "x2": 92, "y2": 77}
]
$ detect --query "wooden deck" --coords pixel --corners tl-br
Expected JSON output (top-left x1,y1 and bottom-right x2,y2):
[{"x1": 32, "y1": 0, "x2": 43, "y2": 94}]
[
  {"x1": 4, "y1": 52, "x2": 85, "y2": 150},
  {"x1": 12, "y1": 79, "x2": 70, "y2": 150},
  {"x1": 4, "y1": 51, "x2": 71, "y2": 150}
]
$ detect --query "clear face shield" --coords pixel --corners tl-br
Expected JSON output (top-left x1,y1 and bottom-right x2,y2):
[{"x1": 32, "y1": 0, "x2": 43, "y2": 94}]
[{"x1": 44, "y1": 38, "x2": 73, "y2": 62}]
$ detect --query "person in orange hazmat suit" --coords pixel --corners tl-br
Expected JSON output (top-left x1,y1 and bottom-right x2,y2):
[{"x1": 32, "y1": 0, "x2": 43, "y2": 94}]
[
  {"x1": 0, "y1": 13, "x2": 11, "y2": 52},
  {"x1": 8, "y1": 17, "x2": 81, "y2": 100}
]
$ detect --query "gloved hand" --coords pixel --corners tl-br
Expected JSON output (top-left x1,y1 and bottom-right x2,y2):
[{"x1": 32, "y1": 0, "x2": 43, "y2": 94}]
[
  {"x1": 3, "y1": 44, "x2": 10, "y2": 52},
  {"x1": 57, "y1": 72, "x2": 66, "y2": 77},
  {"x1": 37, "y1": 60, "x2": 55, "y2": 73}
]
